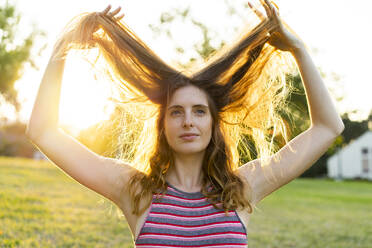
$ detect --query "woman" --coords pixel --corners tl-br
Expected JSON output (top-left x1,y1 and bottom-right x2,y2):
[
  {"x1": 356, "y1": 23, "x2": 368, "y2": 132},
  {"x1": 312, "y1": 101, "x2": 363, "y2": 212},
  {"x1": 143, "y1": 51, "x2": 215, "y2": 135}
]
[{"x1": 26, "y1": 0, "x2": 344, "y2": 247}]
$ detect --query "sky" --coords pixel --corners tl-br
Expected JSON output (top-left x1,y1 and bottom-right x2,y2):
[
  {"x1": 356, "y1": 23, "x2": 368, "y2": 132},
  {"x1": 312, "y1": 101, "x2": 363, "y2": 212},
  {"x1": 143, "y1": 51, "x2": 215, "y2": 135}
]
[{"x1": 4, "y1": 0, "x2": 372, "y2": 132}]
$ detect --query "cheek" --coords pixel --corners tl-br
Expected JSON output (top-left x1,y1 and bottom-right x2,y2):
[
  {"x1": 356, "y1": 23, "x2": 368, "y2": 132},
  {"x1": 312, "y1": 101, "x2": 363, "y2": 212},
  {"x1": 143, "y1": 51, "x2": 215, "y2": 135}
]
[
  {"x1": 203, "y1": 118, "x2": 213, "y2": 138},
  {"x1": 164, "y1": 117, "x2": 177, "y2": 141}
]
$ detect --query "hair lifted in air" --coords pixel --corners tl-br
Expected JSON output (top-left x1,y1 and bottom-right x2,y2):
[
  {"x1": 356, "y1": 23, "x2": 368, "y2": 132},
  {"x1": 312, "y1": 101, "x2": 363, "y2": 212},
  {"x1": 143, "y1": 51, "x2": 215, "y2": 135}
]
[{"x1": 53, "y1": 9, "x2": 298, "y2": 216}]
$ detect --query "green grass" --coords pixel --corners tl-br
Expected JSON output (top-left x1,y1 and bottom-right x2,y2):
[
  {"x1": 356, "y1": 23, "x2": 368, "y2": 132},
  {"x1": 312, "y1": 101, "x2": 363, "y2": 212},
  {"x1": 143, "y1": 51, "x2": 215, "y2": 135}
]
[{"x1": 1, "y1": 156, "x2": 371, "y2": 247}]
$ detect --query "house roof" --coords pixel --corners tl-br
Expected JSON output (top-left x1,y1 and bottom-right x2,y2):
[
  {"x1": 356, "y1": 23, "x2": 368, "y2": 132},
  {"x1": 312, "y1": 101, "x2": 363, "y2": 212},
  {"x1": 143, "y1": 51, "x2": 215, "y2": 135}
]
[{"x1": 328, "y1": 130, "x2": 372, "y2": 159}]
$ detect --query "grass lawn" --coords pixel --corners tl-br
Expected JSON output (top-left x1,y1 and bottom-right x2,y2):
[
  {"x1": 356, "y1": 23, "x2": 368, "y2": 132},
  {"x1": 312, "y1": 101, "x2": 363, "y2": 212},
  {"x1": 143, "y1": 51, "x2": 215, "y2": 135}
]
[{"x1": 0, "y1": 156, "x2": 371, "y2": 247}]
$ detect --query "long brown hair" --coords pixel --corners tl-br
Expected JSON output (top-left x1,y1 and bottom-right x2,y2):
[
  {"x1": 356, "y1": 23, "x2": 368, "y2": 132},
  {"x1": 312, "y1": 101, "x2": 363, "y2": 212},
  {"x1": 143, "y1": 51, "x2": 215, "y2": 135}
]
[{"x1": 53, "y1": 7, "x2": 298, "y2": 216}]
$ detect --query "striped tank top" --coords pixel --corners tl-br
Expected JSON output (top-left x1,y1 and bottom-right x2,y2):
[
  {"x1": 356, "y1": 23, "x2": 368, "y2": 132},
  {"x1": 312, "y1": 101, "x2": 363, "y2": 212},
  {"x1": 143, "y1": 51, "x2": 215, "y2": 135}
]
[{"x1": 135, "y1": 181, "x2": 248, "y2": 248}]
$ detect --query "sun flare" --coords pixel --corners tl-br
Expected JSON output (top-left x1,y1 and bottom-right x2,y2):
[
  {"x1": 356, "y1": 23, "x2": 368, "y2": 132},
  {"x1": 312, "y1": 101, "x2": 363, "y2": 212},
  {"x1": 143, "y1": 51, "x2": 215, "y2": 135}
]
[{"x1": 59, "y1": 50, "x2": 115, "y2": 132}]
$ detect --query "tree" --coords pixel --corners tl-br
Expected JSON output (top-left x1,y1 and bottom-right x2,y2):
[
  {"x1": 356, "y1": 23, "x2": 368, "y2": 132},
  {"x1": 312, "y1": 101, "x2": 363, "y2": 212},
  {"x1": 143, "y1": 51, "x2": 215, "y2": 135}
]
[
  {"x1": 148, "y1": 5, "x2": 226, "y2": 68},
  {"x1": 74, "y1": 2, "x2": 356, "y2": 178},
  {"x1": 339, "y1": 110, "x2": 372, "y2": 144},
  {"x1": 0, "y1": 1, "x2": 46, "y2": 123},
  {"x1": 146, "y1": 3, "x2": 351, "y2": 178}
]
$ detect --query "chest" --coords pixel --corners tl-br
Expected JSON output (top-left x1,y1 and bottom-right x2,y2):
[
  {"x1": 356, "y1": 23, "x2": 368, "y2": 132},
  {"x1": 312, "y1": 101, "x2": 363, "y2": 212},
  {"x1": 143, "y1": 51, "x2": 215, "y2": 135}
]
[{"x1": 130, "y1": 186, "x2": 251, "y2": 246}]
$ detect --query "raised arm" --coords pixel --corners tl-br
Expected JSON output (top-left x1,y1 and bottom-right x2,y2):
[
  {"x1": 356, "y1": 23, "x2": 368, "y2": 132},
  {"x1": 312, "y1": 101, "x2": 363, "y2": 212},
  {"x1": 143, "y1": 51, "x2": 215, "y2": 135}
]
[
  {"x1": 25, "y1": 5, "x2": 135, "y2": 208},
  {"x1": 238, "y1": 0, "x2": 344, "y2": 206},
  {"x1": 26, "y1": 3, "x2": 125, "y2": 137}
]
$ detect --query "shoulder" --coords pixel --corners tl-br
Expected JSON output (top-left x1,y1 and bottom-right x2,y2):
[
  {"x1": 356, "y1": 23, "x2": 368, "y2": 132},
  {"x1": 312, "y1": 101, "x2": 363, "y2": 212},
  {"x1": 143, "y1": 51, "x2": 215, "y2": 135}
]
[{"x1": 103, "y1": 158, "x2": 145, "y2": 198}]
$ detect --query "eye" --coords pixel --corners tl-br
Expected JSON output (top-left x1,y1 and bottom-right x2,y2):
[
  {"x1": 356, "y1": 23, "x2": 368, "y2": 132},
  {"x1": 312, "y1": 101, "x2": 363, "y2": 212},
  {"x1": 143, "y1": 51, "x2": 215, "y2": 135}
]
[
  {"x1": 170, "y1": 110, "x2": 182, "y2": 116},
  {"x1": 196, "y1": 109, "x2": 206, "y2": 115}
]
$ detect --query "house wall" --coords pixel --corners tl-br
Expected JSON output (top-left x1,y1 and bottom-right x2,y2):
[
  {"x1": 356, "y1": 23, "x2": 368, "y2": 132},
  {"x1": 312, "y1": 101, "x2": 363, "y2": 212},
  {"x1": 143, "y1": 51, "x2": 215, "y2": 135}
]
[{"x1": 327, "y1": 131, "x2": 372, "y2": 180}]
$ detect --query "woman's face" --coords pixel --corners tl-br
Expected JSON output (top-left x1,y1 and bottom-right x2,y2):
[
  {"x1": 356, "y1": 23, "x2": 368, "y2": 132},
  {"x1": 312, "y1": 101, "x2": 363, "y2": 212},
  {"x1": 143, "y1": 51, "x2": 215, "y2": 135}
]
[{"x1": 164, "y1": 85, "x2": 213, "y2": 155}]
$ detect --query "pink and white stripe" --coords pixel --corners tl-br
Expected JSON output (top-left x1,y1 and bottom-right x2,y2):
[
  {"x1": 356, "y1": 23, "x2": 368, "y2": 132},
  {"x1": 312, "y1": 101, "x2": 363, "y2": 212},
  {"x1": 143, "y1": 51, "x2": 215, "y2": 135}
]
[
  {"x1": 143, "y1": 221, "x2": 243, "y2": 231},
  {"x1": 136, "y1": 244, "x2": 248, "y2": 248},
  {"x1": 137, "y1": 232, "x2": 246, "y2": 241}
]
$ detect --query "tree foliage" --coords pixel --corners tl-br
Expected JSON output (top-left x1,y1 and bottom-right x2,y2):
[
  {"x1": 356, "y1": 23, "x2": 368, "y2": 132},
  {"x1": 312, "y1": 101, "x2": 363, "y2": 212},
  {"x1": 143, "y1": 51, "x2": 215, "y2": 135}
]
[
  {"x1": 138, "y1": 2, "x2": 371, "y2": 178},
  {"x1": 45, "y1": 2, "x2": 371, "y2": 179},
  {"x1": 0, "y1": 1, "x2": 45, "y2": 116}
]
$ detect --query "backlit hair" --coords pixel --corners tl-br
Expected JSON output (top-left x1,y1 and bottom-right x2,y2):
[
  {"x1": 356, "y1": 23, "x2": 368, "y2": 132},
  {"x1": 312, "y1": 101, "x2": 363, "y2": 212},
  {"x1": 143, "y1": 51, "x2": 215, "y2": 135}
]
[{"x1": 52, "y1": 7, "x2": 298, "y2": 216}]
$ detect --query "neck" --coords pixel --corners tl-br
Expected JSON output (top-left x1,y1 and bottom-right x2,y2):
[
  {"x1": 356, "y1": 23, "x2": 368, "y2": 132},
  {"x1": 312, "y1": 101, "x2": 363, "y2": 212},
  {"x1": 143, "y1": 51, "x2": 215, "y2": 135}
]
[{"x1": 165, "y1": 150, "x2": 205, "y2": 190}]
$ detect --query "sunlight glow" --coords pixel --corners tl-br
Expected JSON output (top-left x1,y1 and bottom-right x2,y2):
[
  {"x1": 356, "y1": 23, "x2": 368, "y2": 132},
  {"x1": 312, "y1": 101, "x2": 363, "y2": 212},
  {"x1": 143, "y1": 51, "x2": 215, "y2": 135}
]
[
  {"x1": 8, "y1": 0, "x2": 372, "y2": 130},
  {"x1": 0, "y1": 94, "x2": 17, "y2": 125},
  {"x1": 59, "y1": 50, "x2": 115, "y2": 131}
]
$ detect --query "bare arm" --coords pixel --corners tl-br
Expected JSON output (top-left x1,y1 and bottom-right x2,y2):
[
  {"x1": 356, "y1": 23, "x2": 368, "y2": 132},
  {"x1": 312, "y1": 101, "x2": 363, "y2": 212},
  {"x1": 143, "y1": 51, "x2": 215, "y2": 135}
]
[
  {"x1": 26, "y1": 58, "x2": 64, "y2": 137},
  {"x1": 27, "y1": 3, "x2": 125, "y2": 137},
  {"x1": 238, "y1": 44, "x2": 344, "y2": 206},
  {"x1": 291, "y1": 44, "x2": 344, "y2": 132},
  {"x1": 239, "y1": 1, "x2": 344, "y2": 206},
  {"x1": 25, "y1": 5, "x2": 135, "y2": 208}
]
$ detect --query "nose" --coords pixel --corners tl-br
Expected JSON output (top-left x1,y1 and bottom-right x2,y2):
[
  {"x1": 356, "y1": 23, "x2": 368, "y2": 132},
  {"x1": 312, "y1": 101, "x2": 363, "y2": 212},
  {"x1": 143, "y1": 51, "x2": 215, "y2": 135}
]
[{"x1": 183, "y1": 112, "x2": 193, "y2": 128}]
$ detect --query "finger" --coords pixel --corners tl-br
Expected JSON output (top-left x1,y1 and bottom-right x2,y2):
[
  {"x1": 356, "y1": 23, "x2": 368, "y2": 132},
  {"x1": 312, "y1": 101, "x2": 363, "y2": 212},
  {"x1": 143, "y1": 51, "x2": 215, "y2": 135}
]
[
  {"x1": 248, "y1": 2, "x2": 265, "y2": 21},
  {"x1": 265, "y1": 0, "x2": 278, "y2": 13},
  {"x1": 271, "y1": 1, "x2": 279, "y2": 11},
  {"x1": 260, "y1": 0, "x2": 272, "y2": 18},
  {"x1": 264, "y1": 0, "x2": 272, "y2": 7},
  {"x1": 267, "y1": 1, "x2": 281, "y2": 21},
  {"x1": 108, "y1": 6, "x2": 121, "y2": 17},
  {"x1": 272, "y1": 5, "x2": 280, "y2": 18},
  {"x1": 115, "y1": 13, "x2": 125, "y2": 21},
  {"x1": 101, "y1": 4, "x2": 111, "y2": 15}
]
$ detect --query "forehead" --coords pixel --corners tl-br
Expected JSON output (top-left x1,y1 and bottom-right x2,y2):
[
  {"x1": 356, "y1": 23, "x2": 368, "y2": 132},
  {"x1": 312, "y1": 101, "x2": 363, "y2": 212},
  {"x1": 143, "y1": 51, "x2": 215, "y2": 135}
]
[{"x1": 168, "y1": 85, "x2": 209, "y2": 107}]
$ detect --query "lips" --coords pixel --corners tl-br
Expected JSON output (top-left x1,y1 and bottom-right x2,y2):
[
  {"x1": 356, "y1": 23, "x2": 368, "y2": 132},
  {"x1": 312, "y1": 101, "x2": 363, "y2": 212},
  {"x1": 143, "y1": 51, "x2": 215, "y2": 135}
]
[
  {"x1": 180, "y1": 134, "x2": 199, "y2": 141},
  {"x1": 180, "y1": 133, "x2": 199, "y2": 138}
]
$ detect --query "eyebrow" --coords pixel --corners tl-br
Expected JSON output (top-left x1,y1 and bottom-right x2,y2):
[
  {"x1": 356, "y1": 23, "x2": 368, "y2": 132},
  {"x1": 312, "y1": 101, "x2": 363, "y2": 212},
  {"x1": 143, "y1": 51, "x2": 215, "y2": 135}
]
[{"x1": 167, "y1": 104, "x2": 209, "y2": 110}]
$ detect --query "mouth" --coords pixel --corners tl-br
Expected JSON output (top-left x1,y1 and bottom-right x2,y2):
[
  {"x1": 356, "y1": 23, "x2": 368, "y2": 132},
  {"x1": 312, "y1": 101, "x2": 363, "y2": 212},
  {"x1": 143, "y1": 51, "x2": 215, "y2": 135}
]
[{"x1": 179, "y1": 134, "x2": 199, "y2": 141}]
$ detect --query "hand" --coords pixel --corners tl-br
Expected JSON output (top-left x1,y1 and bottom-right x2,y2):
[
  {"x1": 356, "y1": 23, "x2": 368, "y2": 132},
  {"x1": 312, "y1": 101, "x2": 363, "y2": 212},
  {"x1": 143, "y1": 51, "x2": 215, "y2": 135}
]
[
  {"x1": 50, "y1": 5, "x2": 126, "y2": 62},
  {"x1": 92, "y1": 5, "x2": 126, "y2": 34},
  {"x1": 248, "y1": 0, "x2": 304, "y2": 52},
  {"x1": 98, "y1": 4, "x2": 125, "y2": 21}
]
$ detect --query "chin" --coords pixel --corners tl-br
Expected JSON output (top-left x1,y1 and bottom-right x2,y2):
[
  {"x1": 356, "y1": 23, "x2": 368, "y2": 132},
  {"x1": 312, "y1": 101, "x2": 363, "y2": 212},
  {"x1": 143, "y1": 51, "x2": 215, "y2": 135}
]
[{"x1": 173, "y1": 145, "x2": 207, "y2": 155}]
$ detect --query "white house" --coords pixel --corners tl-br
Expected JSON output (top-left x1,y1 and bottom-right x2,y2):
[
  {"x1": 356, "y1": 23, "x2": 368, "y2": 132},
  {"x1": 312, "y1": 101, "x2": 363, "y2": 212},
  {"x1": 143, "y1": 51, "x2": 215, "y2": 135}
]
[{"x1": 327, "y1": 131, "x2": 372, "y2": 180}]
